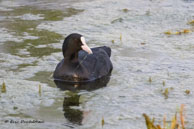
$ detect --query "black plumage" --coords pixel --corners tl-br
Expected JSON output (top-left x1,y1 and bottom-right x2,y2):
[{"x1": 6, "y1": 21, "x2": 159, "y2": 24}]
[{"x1": 53, "y1": 33, "x2": 113, "y2": 83}]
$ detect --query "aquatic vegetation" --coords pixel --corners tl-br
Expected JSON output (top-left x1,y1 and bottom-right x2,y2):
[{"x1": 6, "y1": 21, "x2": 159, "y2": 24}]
[
  {"x1": 4, "y1": 25, "x2": 63, "y2": 57},
  {"x1": 185, "y1": 90, "x2": 190, "y2": 95},
  {"x1": 174, "y1": 31, "x2": 182, "y2": 35},
  {"x1": 111, "y1": 18, "x2": 123, "y2": 24},
  {"x1": 120, "y1": 33, "x2": 122, "y2": 41},
  {"x1": 180, "y1": 105, "x2": 185, "y2": 129},
  {"x1": 1, "y1": 82, "x2": 6, "y2": 93},
  {"x1": 161, "y1": 87, "x2": 174, "y2": 99},
  {"x1": 141, "y1": 42, "x2": 146, "y2": 45},
  {"x1": 164, "y1": 31, "x2": 172, "y2": 35},
  {"x1": 145, "y1": 10, "x2": 151, "y2": 16},
  {"x1": 165, "y1": 19, "x2": 193, "y2": 35},
  {"x1": 163, "y1": 88, "x2": 169, "y2": 99},
  {"x1": 102, "y1": 117, "x2": 105, "y2": 128},
  {"x1": 143, "y1": 114, "x2": 157, "y2": 129},
  {"x1": 13, "y1": 106, "x2": 18, "y2": 110},
  {"x1": 28, "y1": 29, "x2": 63, "y2": 43},
  {"x1": 188, "y1": 20, "x2": 194, "y2": 25},
  {"x1": 0, "y1": 0, "x2": 193, "y2": 128},
  {"x1": 28, "y1": 71, "x2": 55, "y2": 87},
  {"x1": 122, "y1": 8, "x2": 129, "y2": 13},
  {"x1": 5, "y1": 19, "x2": 62, "y2": 38},
  {"x1": 143, "y1": 104, "x2": 185, "y2": 129},
  {"x1": 164, "y1": 29, "x2": 191, "y2": 35},
  {"x1": 18, "y1": 62, "x2": 38, "y2": 69},
  {"x1": 28, "y1": 46, "x2": 61, "y2": 57},
  {"x1": 5, "y1": 20, "x2": 39, "y2": 36},
  {"x1": 39, "y1": 84, "x2": 41, "y2": 96},
  {"x1": 182, "y1": 29, "x2": 191, "y2": 33},
  {"x1": 162, "y1": 81, "x2": 166, "y2": 86},
  {"x1": 149, "y1": 77, "x2": 152, "y2": 84},
  {"x1": 0, "y1": 6, "x2": 84, "y2": 21},
  {"x1": 8, "y1": 61, "x2": 39, "y2": 72},
  {"x1": 2, "y1": 6, "x2": 75, "y2": 58}
]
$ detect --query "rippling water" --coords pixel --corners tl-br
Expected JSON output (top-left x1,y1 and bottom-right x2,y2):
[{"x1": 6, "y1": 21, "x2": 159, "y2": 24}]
[{"x1": 0, "y1": 0, "x2": 194, "y2": 129}]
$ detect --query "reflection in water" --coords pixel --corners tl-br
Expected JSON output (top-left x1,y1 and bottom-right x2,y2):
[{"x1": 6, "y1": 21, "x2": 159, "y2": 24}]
[
  {"x1": 54, "y1": 75, "x2": 111, "y2": 125},
  {"x1": 54, "y1": 74, "x2": 111, "y2": 91},
  {"x1": 63, "y1": 93, "x2": 83, "y2": 125}
]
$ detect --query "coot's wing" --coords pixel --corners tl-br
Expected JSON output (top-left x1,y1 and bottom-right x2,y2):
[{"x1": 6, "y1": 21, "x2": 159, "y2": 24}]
[
  {"x1": 98, "y1": 46, "x2": 111, "y2": 57},
  {"x1": 78, "y1": 46, "x2": 113, "y2": 81}
]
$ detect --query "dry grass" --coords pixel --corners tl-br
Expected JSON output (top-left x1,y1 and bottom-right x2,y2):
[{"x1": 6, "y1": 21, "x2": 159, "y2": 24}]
[{"x1": 143, "y1": 104, "x2": 185, "y2": 129}]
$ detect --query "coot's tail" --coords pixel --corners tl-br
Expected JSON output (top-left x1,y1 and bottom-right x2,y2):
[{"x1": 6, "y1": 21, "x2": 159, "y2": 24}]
[{"x1": 102, "y1": 46, "x2": 111, "y2": 57}]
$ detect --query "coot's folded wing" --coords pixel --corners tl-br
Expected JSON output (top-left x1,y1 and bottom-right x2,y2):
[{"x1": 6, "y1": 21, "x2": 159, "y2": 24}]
[{"x1": 78, "y1": 46, "x2": 113, "y2": 81}]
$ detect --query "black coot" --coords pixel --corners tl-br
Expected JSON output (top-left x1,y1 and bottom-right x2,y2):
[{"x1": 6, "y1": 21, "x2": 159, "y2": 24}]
[{"x1": 53, "y1": 33, "x2": 113, "y2": 83}]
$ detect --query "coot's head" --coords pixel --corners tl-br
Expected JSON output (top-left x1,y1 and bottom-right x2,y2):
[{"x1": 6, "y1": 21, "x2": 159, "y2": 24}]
[{"x1": 62, "y1": 33, "x2": 92, "y2": 59}]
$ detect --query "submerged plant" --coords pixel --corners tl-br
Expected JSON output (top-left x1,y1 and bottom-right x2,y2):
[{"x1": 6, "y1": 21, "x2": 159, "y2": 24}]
[
  {"x1": 39, "y1": 84, "x2": 41, "y2": 96},
  {"x1": 122, "y1": 8, "x2": 129, "y2": 13},
  {"x1": 161, "y1": 86, "x2": 174, "y2": 99},
  {"x1": 163, "y1": 88, "x2": 169, "y2": 99},
  {"x1": 162, "y1": 81, "x2": 166, "y2": 86},
  {"x1": 13, "y1": 106, "x2": 18, "y2": 110},
  {"x1": 111, "y1": 18, "x2": 123, "y2": 24},
  {"x1": 1, "y1": 82, "x2": 6, "y2": 93},
  {"x1": 149, "y1": 77, "x2": 152, "y2": 84},
  {"x1": 141, "y1": 42, "x2": 146, "y2": 45},
  {"x1": 143, "y1": 104, "x2": 185, "y2": 129},
  {"x1": 164, "y1": 31, "x2": 172, "y2": 35},
  {"x1": 188, "y1": 20, "x2": 194, "y2": 25},
  {"x1": 120, "y1": 33, "x2": 122, "y2": 41},
  {"x1": 185, "y1": 90, "x2": 190, "y2": 95},
  {"x1": 102, "y1": 117, "x2": 105, "y2": 128}
]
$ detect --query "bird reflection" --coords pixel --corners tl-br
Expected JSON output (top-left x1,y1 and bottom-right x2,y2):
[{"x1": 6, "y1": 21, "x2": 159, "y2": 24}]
[
  {"x1": 54, "y1": 74, "x2": 111, "y2": 125},
  {"x1": 63, "y1": 93, "x2": 83, "y2": 125}
]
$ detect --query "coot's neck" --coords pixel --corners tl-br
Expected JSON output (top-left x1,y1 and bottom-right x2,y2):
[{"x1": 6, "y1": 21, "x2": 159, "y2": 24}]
[{"x1": 63, "y1": 51, "x2": 79, "y2": 63}]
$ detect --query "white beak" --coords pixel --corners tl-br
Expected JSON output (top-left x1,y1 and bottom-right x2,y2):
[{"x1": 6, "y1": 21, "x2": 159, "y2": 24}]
[{"x1": 80, "y1": 37, "x2": 93, "y2": 54}]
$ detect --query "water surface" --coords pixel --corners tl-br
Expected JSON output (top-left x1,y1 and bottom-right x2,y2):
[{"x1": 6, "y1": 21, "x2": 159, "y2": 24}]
[{"x1": 0, "y1": 0, "x2": 194, "y2": 129}]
